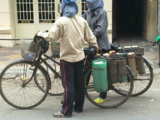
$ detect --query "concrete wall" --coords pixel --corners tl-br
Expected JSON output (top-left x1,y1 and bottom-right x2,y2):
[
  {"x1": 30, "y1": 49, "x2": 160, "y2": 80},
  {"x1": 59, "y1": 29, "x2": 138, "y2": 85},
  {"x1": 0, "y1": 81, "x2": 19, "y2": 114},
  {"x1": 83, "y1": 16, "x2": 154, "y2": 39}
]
[
  {"x1": 104, "y1": 0, "x2": 112, "y2": 43},
  {"x1": 0, "y1": 0, "x2": 15, "y2": 47},
  {"x1": 158, "y1": 0, "x2": 160, "y2": 35},
  {"x1": 0, "y1": 0, "x2": 113, "y2": 47},
  {"x1": 147, "y1": 0, "x2": 157, "y2": 42}
]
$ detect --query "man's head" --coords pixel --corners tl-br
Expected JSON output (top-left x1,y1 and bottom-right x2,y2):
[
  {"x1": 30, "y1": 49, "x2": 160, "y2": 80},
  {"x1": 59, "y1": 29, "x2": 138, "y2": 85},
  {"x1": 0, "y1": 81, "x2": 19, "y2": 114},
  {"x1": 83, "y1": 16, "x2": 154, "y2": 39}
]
[
  {"x1": 85, "y1": 0, "x2": 104, "y2": 11},
  {"x1": 61, "y1": 0, "x2": 78, "y2": 18}
]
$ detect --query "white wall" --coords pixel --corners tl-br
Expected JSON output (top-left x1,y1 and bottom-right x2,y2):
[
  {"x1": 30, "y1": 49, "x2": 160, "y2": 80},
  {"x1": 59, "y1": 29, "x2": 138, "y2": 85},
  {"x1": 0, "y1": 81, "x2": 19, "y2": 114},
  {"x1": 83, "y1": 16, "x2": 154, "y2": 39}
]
[
  {"x1": 0, "y1": 0, "x2": 10, "y2": 26},
  {"x1": 0, "y1": 0, "x2": 15, "y2": 47}
]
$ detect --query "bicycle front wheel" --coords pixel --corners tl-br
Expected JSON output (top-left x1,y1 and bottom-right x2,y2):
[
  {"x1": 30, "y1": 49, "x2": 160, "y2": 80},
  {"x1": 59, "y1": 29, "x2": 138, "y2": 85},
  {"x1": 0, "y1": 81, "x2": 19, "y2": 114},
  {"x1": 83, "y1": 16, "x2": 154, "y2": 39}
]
[
  {"x1": 0, "y1": 60, "x2": 49, "y2": 109},
  {"x1": 40, "y1": 57, "x2": 64, "y2": 96},
  {"x1": 85, "y1": 65, "x2": 133, "y2": 108}
]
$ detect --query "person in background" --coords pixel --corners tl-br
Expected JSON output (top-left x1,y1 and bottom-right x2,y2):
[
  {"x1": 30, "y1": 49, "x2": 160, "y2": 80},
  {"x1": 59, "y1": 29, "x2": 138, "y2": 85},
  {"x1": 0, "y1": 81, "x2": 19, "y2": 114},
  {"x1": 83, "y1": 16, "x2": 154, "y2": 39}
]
[
  {"x1": 34, "y1": 0, "x2": 99, "y2": 118},
  {"x1": 83, "y1": 0, "x2": 111, "y2": 104}
]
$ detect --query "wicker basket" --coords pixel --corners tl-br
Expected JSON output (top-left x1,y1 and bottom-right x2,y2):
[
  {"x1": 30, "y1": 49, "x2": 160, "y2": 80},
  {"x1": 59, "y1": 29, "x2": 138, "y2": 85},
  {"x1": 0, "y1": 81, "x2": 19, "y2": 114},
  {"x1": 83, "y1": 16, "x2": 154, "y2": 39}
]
[
  {"x1": 51, "y1": 42, "x2": 60, "y2": 58},
  {"x1": 21, "y1": 39, "x2": 39, "y2": 60}
]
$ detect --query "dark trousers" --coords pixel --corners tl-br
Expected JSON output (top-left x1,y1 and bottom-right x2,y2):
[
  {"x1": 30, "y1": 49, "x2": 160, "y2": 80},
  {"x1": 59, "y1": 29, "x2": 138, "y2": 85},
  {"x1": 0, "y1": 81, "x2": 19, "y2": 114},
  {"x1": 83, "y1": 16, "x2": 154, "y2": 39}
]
[{"x1": 60, "y1": 59, "x2": 85, "y2": 116}]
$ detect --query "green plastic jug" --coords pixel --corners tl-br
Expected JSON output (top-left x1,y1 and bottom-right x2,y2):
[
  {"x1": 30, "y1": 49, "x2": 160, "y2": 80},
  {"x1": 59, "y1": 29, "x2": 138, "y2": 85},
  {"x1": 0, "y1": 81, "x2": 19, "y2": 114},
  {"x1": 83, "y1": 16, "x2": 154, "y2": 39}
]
[{"x1": 92, "y1": 59, "x2": 108, "y2": 92}]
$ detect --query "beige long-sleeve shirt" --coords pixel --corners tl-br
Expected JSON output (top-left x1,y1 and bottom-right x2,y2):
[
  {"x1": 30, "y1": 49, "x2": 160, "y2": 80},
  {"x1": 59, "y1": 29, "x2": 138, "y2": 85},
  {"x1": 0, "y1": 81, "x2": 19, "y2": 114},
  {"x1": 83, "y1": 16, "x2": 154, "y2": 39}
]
[{"x1": 41, "y1": 15, "x2": 98, "y2": 62}]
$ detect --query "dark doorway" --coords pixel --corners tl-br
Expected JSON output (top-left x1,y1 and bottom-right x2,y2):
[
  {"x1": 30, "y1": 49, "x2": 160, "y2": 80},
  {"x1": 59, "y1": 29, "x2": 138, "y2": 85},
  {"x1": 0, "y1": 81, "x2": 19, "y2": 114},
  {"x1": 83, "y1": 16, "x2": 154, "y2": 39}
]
[{"x1": 113, "y1": 0, "x2": 148, "y2": 42}]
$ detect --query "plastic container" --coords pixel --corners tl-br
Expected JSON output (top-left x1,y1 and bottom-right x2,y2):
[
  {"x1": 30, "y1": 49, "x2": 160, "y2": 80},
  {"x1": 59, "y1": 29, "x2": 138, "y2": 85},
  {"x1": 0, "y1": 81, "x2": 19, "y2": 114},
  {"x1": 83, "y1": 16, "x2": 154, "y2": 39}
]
[
  {"x1": 92, "y1": 59, "x2": 108, "y2": 92},
  {"x1": 27, "y1": 52, "x2": 36, "y2": 60},
  {"x1": 136, "y1": 55, "x2": 145, "y2": 74},
  {"x1": 108, "y1": 59, "x2": 118, "y2": 83}
]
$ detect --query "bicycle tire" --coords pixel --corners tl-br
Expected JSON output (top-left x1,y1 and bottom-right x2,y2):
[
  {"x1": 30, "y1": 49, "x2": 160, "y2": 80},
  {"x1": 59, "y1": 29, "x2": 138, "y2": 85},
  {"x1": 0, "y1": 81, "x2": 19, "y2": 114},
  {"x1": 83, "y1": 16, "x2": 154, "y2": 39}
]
[
  {"x1": 131, "y1": 57, "x2": 153, "y2": 97},
  {"x1": 85, "y1": 65, "x2": 133, "y2": 108},
  {"x1": 0, "y1": 59, "x2": 49, "y2": 109},
  {"x1": 39, "y1": 57, "x2": 64, "y2": 96}
]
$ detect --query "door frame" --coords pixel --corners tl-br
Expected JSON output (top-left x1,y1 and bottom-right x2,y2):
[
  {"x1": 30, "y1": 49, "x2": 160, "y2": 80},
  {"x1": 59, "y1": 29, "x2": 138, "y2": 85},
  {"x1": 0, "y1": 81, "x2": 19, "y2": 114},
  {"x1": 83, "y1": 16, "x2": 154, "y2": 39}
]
[
  {"x1": 12, "y1": 0, "x2": 62, "y2": 39},
  {"x1": 10, "y1": 0, "x2": 87, "y2": 39},
  {"x1": 112, "y1": 0, "x2": 149, "y2": 41}
]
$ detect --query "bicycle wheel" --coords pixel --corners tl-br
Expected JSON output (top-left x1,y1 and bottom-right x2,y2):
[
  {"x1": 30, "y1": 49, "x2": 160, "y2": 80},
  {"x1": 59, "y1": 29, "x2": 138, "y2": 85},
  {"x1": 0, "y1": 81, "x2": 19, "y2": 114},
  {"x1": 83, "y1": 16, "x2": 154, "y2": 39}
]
[
  {"x1": 85, "y1": 65, "x2": 133, "y2": 108},
  {"x1": 0, "y1": 60, "x2": 49, "y2": 109},
  {"x1": 131, "y1": 57, "x2": 153, "y2": 97},
  {"x1": 40, "y1": 57, "x2": 64, "y2": 96}
]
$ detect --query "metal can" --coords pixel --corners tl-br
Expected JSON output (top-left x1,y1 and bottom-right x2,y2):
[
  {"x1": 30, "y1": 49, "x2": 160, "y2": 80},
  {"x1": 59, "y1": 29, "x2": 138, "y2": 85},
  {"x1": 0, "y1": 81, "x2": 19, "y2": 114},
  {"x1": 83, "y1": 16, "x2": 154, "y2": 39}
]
[{"x1": 136, "y1": 55, "x2": 145, "y2": 74}]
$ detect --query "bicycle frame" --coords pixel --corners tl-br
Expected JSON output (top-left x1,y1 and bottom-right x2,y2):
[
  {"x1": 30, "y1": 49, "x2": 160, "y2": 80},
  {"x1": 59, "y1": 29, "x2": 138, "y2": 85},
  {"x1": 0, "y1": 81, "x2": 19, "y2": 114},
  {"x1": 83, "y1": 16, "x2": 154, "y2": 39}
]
[
  {"x1": 22, "y1": 51, "x2": 60, "y2": 87},
  {"x1": 41, "y1": 53, "x2": 61, "y2": 78},
  {"x1": 22, "y1": 49, "x2": 95, "y2": 87}
]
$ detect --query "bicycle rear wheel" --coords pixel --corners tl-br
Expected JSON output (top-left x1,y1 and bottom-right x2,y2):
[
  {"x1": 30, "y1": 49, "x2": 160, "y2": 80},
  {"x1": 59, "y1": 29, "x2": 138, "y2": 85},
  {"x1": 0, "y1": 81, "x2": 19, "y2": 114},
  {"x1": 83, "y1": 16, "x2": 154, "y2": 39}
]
[
  {"x1": 85, "y1": 65, "x2": 133, "y2": 108},
  {"x1": 131, "y1": 57, "x2": 153, "y2": 96},
  {"x1": 0, "y1": 60, "x2": 49, "y2": 109}
]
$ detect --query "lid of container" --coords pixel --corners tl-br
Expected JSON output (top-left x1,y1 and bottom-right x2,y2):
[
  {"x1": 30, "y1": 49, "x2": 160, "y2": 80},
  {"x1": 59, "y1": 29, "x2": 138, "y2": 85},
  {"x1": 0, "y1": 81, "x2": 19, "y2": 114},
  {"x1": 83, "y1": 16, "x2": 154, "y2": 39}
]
[
  {"x1": 132, "y1": 46, "x2": 138, "y2": 48},
  {"x1": 94, "y1": 61, "x2": 104, "y2": 64},
  {"x1": 124, "y1": 46, "x2": 131, "y2": 49},
  {"x1": 128, "y1": 52, "x2": 135, "y2": 55},
  {"x1": 127, "y1": 52, "x2": 135, "y2": 57}
]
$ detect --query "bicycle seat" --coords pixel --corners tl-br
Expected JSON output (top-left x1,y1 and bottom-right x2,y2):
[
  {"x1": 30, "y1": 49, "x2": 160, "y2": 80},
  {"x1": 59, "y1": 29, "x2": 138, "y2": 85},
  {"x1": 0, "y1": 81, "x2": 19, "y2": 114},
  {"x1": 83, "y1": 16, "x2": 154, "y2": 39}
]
[{"x1": 110, "y1": 43, "x2": 120, "y2": 51}]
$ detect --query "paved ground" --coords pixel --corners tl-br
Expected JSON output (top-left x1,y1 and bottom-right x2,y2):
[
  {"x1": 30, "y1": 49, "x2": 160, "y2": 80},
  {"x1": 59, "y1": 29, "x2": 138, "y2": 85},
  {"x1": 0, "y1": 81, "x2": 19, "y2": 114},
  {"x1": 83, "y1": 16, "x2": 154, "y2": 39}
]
[
  {"x1": 0, "y1": 75, "x2": 160, "y2": 120},
  {"x1": 0, "y1": 40, "x2": 160, "y2": 120},
  {"x1": 0, "y1": 45, "x2": 21, "y2": 69}
]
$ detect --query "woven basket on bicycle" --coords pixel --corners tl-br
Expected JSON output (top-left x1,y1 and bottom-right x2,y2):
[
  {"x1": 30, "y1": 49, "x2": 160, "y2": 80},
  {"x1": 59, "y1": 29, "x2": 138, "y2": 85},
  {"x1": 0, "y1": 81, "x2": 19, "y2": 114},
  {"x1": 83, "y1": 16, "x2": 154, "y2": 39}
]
[{"x1": 21, "y1": 39, "x2": 40, "y2": 60}]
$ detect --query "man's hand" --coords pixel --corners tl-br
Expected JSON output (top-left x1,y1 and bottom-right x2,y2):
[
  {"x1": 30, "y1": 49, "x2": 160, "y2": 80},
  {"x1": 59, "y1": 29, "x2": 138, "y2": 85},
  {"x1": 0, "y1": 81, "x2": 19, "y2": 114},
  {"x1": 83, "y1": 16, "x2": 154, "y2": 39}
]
[
  {"x1": 33, "y1": 31, "x2": 44, "y2": 43},
  {"x1": 96, "y1": 48, "x2": 102, "y2": 54}
]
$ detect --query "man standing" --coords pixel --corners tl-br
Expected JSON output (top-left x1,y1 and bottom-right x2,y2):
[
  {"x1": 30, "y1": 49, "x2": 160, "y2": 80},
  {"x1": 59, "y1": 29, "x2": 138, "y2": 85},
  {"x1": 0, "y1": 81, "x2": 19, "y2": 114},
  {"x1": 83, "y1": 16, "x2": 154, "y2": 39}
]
[
  {"x1": 35, "y1": 0, "x2": 99, "y2": 118},
  {"x1": 83, "y1": 0, "x2": 111, "y2": 103}
]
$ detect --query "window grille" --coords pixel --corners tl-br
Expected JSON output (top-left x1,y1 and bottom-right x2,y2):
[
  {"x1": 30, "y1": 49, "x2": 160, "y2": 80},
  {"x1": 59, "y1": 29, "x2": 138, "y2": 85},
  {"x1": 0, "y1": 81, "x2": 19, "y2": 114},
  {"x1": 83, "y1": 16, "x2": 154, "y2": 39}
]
[
  {"x1": 82, "y1": 1, "x2": 88, "y2": 15},
  {"x1": 60, "y1": 0, "x2": 63, "y2": 16},
  {"x1": 17, "y1": 0, "x2": 34, "y2": 23},
  {"x1": 38, "y1": 0, "x2": 55, "y2": 23}
]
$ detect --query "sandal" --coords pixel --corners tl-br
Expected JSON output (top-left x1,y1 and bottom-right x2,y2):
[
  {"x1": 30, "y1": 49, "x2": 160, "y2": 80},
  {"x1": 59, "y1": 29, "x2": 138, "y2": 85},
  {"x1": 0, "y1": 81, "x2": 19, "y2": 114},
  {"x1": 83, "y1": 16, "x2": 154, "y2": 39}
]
[
  {"x1": 53, "y1": 111, "x2": 72, "y2": 118},
  {"x1": 94, "y1": 97, "x2": 106, "y2": 104}
]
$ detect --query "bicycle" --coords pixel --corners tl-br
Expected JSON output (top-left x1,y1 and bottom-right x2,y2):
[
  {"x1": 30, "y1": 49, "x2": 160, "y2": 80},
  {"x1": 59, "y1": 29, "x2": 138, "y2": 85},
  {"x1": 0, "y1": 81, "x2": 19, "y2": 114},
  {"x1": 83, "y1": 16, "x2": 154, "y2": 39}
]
[
  {"x1": 48, "y1": 43, "x2": 153, "y2": 97},
  {"x1": 117, "y1": 46, "x2": 154, "y2": 97},
  {"x1": 0, "y1": 38, "x2": 134, "y2": 109}
]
